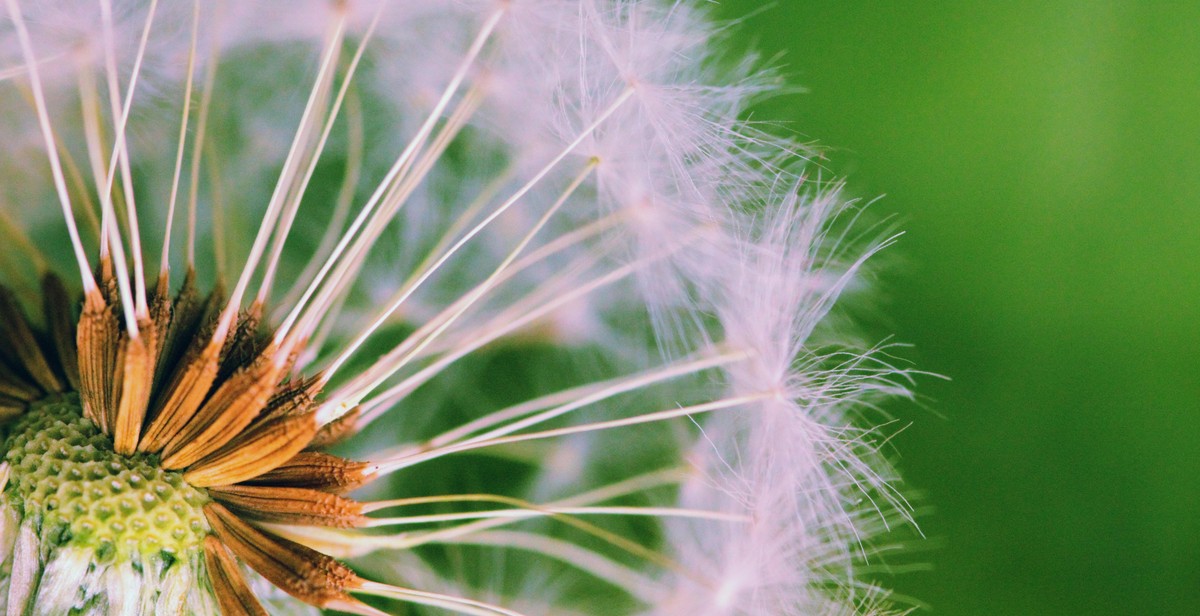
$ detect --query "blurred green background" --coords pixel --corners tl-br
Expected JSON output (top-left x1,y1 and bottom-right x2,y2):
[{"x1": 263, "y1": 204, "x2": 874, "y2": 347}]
[{"x1": 716, "y1": 2, "x2": 1200, "y2": 614}]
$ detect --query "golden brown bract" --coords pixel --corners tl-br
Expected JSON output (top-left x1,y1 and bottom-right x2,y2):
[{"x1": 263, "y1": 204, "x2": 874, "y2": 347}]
[{"x1": 0, "y1": 268, "x2": 376, "y2": 615}]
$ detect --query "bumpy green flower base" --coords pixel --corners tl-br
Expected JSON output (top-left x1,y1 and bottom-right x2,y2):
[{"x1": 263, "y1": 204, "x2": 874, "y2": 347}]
[{"x1": 1, "y1": 395, "x2": 210, "y2": 565}]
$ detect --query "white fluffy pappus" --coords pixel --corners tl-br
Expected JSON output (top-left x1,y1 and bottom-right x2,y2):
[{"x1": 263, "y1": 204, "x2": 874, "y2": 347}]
[
  {"x1": 652, "y1": 186, "x2": 918, "y2": 616},
  {"x1": 0, "y1": 0, "x2": 918, "y2": 614}
]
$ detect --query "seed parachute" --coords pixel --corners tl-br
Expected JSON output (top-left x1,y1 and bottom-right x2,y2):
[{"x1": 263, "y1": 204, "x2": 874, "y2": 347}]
[{"x1": 0, "y1": 1, "x2": 917, "y2": 615}]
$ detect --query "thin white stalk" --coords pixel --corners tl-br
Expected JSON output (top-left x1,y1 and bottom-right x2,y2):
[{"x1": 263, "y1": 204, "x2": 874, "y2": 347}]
[
  {"x1": 371, "y1": 167, "x2": 517, "y2": 327},
  {"x1": 443, "y1": 531, "x2": 661, "y2": 603},
  {"x1": 0, "y1": 52, "x2": 65, "y2": 81},
  {"x1": 287, "y1": 83, "x2": 485, "y2": 348},
  {"x1": 395, "y1": 209, "x2": 730, "y2": 376},
  {"x1": 275, "y1": 8, "x2": 507, "y2": 342},
  {"x1": 100, "y1": 0, "x2": 158, "y2": 317},
  {"x1": 286, "y1": 469, "x2": 688, "y2": 557},
  {"x1": 354, "y1": 581, "x2": 528, "y2": 616},
  {"x1": 350, "y1": 250, "x2": 658, "y2": 422},
  {"x1": 356, "y1": 250, "x2": 666, "y2": 424},
  {"x1": 77, "y1": 63, "x2": 140, "y2": 335},
  {"x1": 465, "y1": 351, "x2": 745, "y2": 448},
  {"x1": 160, "y1": 0, "x2": 200, "y2": 277},
  {"x1": 293, "y1": 282, "x2": 350, "y2": 371},
  {"x1": 350, "y1": 228, "x2": 623, "y2": 410},
  {"x1": 273, "y1": 88, "x2": 364, "y2": 317},
  {"x1": 377, "y1": 394, "x2": 768, "y2": 475},
  {"x1": 317, "y1": 89, "x2": 634, "y2": 399},
  {"x1": 216, "y1": 8, "x2": 348, "y2": 342},
  {"x1": 336, "y1": 209, "x2": 623, "y2": 405},
  {"x1": 382, "y1": 371, "x2": 637, "y2": 458},
  {"x1": 256, "y1": 6, "x2": 383, "y2": 306},
  {"x1": 186, "y1": 10, "x2": 219, "y2": 270},
  {"x1": 323, "y1": 162, "x2": 598, "y2": 404},
  {"x1": 364, "y1": 505, "x2": 747, "y2": 527},
  {"x1": 4, "y1": 0, "x2": 95, "y2": 291}
]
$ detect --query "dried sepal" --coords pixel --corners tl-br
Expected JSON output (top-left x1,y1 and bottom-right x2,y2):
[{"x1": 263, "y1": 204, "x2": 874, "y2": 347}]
[
  {"x1": 203, "y1": 536, "x2": 269, "y2": 616},
  {"x1": 0, "y1": 285, "x2": 62, "y2": 394},
  {"x1": 254, "y1": 376, "x2": 321, "y2": 425},
  {"x1": 76, "y1": 286, "x2": 120, "y2": 431},
  {"x1": 183, "y1": 412, "x2": 319, "y2": 487},
  {"x1": 160, "y1": 344, "x2": 281, "y2": 469},
  {"x1": 41, "y1": 272, "x2": 79, "y2": 391},
  {"x1": 243, "y1": 451, "x2": 372, "y2": 494},
  {"x1": 203, "y1": 502, "x2": 362, "y2": 608},
  {"x1": 111, "y1": 321, "x2": 157, "y2": 455},
  {"x1": 208, "y1": 485, "x2": 366, "y2": 528},
  {"x1": 150, "y1": 268, "x2": 203, "y2": 400},
  {"x1": 307, "y1": 406, "x2": 360, "y2": 450},
  {"x1": 139, "y1": 289, "x2": 226, "y2": 453},
  {"x1": 218, "y1": 303, "x2": 266, "y2": 382}
]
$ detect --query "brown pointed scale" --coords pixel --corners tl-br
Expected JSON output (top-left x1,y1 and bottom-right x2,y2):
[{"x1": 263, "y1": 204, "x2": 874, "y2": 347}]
[
  {"x1": 202, "y1": 536, "x2": 270, "y2": 616},
  {"x1": 106, "y1": 328, "x2": 127, "y2": 433},
  {"x1": 183, "y1": 411, "x2": 319, "y2": 487},
  {"x1": 150, "y1": 268, "x2": 202, "y2": 401},
  {"x1": 150, "y1": 272, "x2": 173, "y2": 334},
  {"x1": 95, "y1": 254, "x2": 118, "y2": 304},
  {"x1": 307, "y1": 406, "x2": 361, "y2": 450},
  {"x1": 139, "y1": 285, "x2": 225, "y2": 453},
  {"x1": 160, "y1": 344, "x2": 282, "y2": 469},
  {"x1": 207, "y1": 485, "x2": 366, "y2": 528},
  {"x1": 76, "y1": 286, "x2": 120, "y2": 431},
  {"x1": 218, "y1": 302, "x2": 266, "y2": 383},
  {"x1": 42, "y1": 272, "x2": 80, "y2": 390},
  {"x1": 148, "y1": 270, "x2": 174, "y2": 380},
  {"x1": 203, "y1": 502, "x2": 363, "y2": 608},
  {"x1": 0, "y1": 396, "x2": 24, "y2": 423},
  {"x1": 0, "y1": 285, "x2": 63, "y2": 393},
  {"x1": 111, "y1": 318, "x2": 158, "y2": 454},
  {"x1": 248, "y1": 376, "x2": 321, "y2": 425},
  {"x1": 0, "y1": 359, "x2": 41, "y2": 402},
  {"x1": 242, "y1": 451, "x2": 372, "y2": 494}
]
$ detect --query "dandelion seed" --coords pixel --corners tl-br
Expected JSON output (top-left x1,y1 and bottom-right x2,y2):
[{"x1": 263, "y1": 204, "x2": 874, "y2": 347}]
[{"x1": 0, "y1": 1, "x2": 917, "y2": 615}]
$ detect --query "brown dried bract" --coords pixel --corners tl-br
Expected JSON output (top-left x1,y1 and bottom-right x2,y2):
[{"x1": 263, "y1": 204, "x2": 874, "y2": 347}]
[
  {"x1": 2, "y1": 273, "x2": 384, "y2": 615},
  {"x1": 204, "y1": 502, "x2": 363, "y2": 608},
  {"x1": 204, "y1": 536, "x2": 270, "y2": 616}
]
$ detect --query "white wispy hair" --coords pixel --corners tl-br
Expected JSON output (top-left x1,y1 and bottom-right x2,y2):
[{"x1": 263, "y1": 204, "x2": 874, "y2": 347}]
[
  {"x1": 651, "y1": 186, "x2": 915, "y2": 615},
  {"x1": 0, "y1": 0, "x2": 916, "y2": 614}
]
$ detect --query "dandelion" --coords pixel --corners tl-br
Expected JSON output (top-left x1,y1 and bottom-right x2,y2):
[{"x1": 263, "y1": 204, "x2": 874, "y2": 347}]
[{"x1": 0, "y1": 1, "x2": 915, "y2": 615}]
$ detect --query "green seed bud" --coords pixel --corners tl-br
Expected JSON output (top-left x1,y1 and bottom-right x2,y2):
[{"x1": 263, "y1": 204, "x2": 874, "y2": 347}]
[
  {"x1": 3, "y1": 396, "x2": 211, "y2": 562},
  {"x1": 0, "y1": 395, "x2": 219, "y2": 614}
]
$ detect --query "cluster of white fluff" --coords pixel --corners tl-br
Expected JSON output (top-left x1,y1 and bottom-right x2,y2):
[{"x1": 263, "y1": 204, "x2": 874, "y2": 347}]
[{"x1": 0, "y1": 1, "x2": 916, "y2": 614}]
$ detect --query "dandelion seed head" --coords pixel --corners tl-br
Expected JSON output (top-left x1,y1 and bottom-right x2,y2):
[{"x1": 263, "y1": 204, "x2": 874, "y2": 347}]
[{"x1": 0, "y1": 0, "x2": 917, "y2": 614}]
